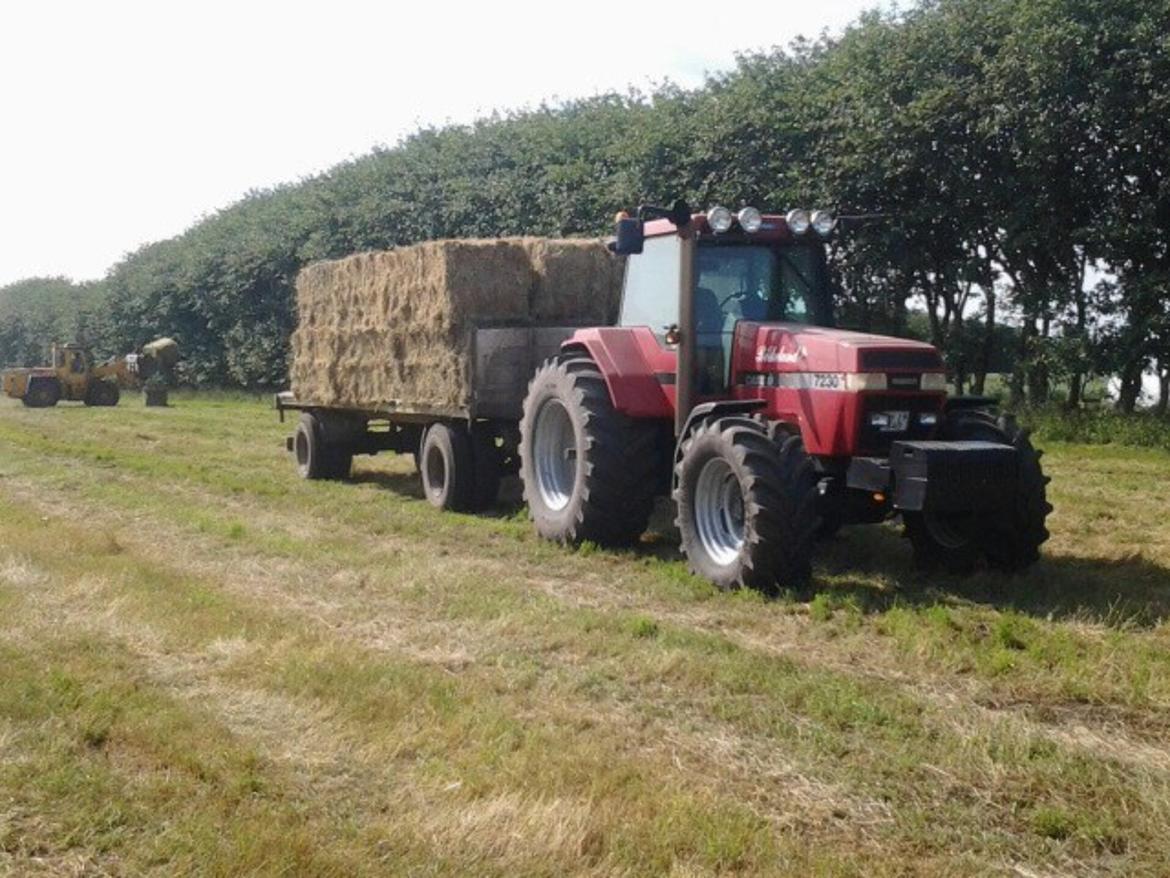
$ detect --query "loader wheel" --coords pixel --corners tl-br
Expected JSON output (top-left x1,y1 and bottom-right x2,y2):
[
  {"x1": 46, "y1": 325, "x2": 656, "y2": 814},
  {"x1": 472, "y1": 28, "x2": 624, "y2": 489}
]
[
  {"x1": 675, "y1": 418, "x2": 820, "y2": 593},
  {"x1": 520, "y1": 353, "x2": 658, "y2": 546},
  {"x1": 22, "y1": 379, "x2": 60, "y2": 408},
  {"x1": 294, "y1": 413, "x2": 351, "y2": 481},
  {"x1": 85, "y1": 381, "x2": 120, "y2": 407},
  {"x1": 420, "y1": 422, "x2": 477, "y2": 512},
  {"x1": 904, "y1": 410, "x2": 1051, "y2": 573}
]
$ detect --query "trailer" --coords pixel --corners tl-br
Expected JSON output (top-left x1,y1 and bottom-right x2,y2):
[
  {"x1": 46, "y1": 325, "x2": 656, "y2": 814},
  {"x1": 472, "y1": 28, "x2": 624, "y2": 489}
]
[{"x1": 277, "y1": 325, "x2": 585, "y2": 511}]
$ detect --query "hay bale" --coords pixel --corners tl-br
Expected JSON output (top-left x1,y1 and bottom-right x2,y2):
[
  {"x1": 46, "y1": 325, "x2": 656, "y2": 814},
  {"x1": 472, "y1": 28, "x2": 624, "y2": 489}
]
[
  {"x1": 526, "y1": 238, "x2": 624, "y2": 324},
  {"x1": 290, "y1": 237, "x2": 622, "y2": 410}
]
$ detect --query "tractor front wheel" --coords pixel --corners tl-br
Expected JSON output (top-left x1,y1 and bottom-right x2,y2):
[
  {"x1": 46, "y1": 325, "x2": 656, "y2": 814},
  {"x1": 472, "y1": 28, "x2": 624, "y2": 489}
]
[
  {"x1": 904, "y1": 410, "x2": 1051, "y2": 573},
  {"x1": 519, "y1": 353, "x2": 658, "y2": 546},
  {"x1": 675, "y1": 418, "x2": 819, "y2": 593}
]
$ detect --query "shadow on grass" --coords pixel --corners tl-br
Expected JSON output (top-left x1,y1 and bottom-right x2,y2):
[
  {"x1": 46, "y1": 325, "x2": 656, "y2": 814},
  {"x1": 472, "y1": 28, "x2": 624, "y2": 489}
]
[
  {"x1": 815, "y1": 525, "x2": 1170, "y2": 628},
  {"x1": 350, "y1": 470, "x2": 1170, "y2": 628},
  {"x1": 350, "y1": 469, "x2": 529, "y2": 517},
  {"x1": 349, "y1": 469, "x2": 425, "y2": 500}
]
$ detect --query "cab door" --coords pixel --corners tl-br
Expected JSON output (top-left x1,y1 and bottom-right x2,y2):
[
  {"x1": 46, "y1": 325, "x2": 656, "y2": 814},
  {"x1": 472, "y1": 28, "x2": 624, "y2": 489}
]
[{"x1": 617, "y1": 234, "x2": 682, "y2": 404}]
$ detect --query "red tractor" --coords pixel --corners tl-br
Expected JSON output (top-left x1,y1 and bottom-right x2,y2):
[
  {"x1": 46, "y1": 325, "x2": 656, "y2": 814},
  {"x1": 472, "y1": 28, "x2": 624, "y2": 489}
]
[{"x1": 518, "y1": 202, "x2": 1051, "y2": 591}]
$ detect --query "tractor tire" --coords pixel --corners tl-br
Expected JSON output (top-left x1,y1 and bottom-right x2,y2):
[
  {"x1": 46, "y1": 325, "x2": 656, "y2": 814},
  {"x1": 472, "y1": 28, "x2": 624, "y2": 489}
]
[
  {"x1": 294, "y1": 412, "x2": 351, "y2": 481},
  {"x1": 675, "y1": 418, "x2": 820, "y2": 593},
  {"x1": 904, "y1": 410, "x2": 1051, "y2": 573},
  {"x1": 419, "y1": 422, "x2": 478, "y2": 512},
  {"x1": 22, "y1": 379, "x2": 60, "y2": 408},
  {"x1": 84, "y1": 381, "x2": 120, "y2": 407},
  {"x1": 519, "y1": 353, "x2": 658, "y2": 546}
]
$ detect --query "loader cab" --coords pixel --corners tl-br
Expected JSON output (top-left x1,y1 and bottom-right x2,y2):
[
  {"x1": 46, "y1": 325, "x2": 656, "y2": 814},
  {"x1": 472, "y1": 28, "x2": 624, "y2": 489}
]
[
  {"x1": 50, "y1": 344, "x2": 90, "y2": 375},
  {"x1": 617, "y1": 208, "x2": 835, "y2": 394}
]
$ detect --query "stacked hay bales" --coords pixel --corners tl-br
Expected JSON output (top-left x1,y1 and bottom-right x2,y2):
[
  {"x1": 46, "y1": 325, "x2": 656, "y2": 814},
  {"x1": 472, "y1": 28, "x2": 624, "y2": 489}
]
[{"x1": 290, "y1": 238, "x2": 622, "y2": 410}]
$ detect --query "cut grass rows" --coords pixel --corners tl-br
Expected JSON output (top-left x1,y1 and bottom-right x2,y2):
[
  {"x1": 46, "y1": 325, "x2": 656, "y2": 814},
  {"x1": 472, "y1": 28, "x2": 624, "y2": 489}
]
[{"x1": 1, "y1": 397, "x2": 1169, "y2": 874}]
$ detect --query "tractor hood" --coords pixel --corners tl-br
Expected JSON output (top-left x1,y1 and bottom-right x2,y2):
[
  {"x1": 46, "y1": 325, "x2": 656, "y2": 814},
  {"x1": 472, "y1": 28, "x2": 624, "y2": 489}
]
[{"x1": 737, "y1": 323, "x2": 944, "y2": 374}]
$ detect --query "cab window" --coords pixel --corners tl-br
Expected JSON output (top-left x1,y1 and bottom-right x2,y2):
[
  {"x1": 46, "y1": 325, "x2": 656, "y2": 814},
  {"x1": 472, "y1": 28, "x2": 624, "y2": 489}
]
[{"x1": 619, "y1": 235, "x2": 681, "y2": 342}]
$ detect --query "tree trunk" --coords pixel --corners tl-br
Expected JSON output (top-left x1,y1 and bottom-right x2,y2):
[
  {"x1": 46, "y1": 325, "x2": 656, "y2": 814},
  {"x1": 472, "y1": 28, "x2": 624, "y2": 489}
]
[
  {"x1": 1011, "y1": 316, "x2": 1034, "y2": 407},
  {"x1": 1157, "y1": 366, "x2": 1169, "y2": 416},
  {"x1": 1117, "y1": 357, "x2": 1145, "y2": 413},
  {"x1": 1067, "y1": 373, "x2": 1084, "y2": 410},
  {"x1": 972, "y1": 285, "x2": 995, "y2": 396},
  {"x1": 1066, "y1": 253, "x2": 1089, "y2": 410}
]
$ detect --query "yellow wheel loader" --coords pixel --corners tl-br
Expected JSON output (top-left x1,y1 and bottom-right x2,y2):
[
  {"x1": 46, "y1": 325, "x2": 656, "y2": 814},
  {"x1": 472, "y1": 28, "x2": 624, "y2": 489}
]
[{"x1": 1, "y1": 338, "x2": 179, "y2": 408}]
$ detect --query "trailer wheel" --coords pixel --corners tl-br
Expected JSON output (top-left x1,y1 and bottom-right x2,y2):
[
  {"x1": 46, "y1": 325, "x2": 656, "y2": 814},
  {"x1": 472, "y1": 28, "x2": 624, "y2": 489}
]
[
  {"x1": 904, "y1": 411, "x2": 1051, "y2": 573},
  {"x1": 520, "y1": 353, "x2": 658, "y2": 546},
  {"x1": 470, "y1": 425, "x2": 502, "y2": 511},
  {"x1": 22, "y1": 378, "x2": 60, "y2": 408},
  {"x1": 420, "y1": 422, "x2": 477, "y2": 512},
  {"x1": 294, "y1": 413, "x2": 350, "y2": 480},
  {"x1": 675, "y1": 418, "x2": 819, "y2": 593},
  {"x1": 323, "y1": 447, "x2": 353, "y2": 480}
]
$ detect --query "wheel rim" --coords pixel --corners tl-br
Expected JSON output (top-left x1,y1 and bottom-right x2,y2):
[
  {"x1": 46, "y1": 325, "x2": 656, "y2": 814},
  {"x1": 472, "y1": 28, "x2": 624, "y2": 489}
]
[
  {"x1": 694, "y1": 457, "x2": 745, "y2": 567},
  {"x1": 532, "y1": 398, "x2": 577, "y2": 512},
  {"x1": 925, "y1": 513, "x2": 971, "y2": 550},
  {"x1": 424, "y1": 441, "x2": 447, "y2": 501}
]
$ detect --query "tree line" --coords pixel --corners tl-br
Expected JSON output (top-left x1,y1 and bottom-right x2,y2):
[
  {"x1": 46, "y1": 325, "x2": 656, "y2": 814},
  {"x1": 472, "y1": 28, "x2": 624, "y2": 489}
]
[{"x1": 1, "y1": 0, "x2": 1166, "y2": 409}]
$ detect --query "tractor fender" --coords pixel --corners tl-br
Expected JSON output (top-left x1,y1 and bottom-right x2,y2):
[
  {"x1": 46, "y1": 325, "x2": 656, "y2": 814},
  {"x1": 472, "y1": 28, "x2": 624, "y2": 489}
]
[
  {"x1": 561, "y1": 328, "x2": 674, "y2": 419},
  {"x1": 671, "y1": 399, "x2": 768, "y2": 490}
]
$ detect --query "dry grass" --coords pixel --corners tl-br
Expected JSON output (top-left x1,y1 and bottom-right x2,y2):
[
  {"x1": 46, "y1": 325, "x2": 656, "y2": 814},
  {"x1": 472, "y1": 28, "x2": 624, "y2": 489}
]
[{"x1": 0, "y1": 396, "x2": 1167, "y2": 875}]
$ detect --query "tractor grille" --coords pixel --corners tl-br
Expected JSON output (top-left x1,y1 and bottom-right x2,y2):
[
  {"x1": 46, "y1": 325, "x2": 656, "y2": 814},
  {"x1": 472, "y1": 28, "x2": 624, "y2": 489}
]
[
  {"x1": 860, "y1": 349, "x2": 943, "y2": 370},
  {"x1": 858, "y1": 394, "x2": 942, "y2": 455}
]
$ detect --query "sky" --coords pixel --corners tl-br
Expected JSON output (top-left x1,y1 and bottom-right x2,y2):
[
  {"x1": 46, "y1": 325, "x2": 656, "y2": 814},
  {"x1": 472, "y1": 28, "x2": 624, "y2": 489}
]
[{"x1": 0, "y1": 0, "x2": 876, "y2": 288}]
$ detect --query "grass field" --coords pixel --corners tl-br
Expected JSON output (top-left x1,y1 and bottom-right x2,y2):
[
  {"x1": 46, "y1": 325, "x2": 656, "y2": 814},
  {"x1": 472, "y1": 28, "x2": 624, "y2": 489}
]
[{"x1": 0, "y1": 395, "x2": 1167, "y2": 876}]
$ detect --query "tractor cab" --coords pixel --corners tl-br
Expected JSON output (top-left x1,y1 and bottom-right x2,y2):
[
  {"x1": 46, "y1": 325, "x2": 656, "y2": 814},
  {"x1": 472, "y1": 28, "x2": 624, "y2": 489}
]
[{"x1": 617, "y1": 208, "x2": 835, "y2": 397}]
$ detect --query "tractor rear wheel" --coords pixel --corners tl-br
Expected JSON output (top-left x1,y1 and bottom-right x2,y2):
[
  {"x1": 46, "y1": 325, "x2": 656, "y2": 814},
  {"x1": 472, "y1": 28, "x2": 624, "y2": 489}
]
[
  {"x1": 294, "y1": 412, "x2": 351, "y2": 481},
  {"x1": 904, "y1": 410, "x2": 1051, "y2": 573},
  {"x1": 519, "y1": 353, "x2": 658, "y2": 546},
  {"x1": 675, "y1": 418, "x2": 819, "y2": 593},
  {"x1": 22, "y1": 379, "x2": 60, "y2": 408}
]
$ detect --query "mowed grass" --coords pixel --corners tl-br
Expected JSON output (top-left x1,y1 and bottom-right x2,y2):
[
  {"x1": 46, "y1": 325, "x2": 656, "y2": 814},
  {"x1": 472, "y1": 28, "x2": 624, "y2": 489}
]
[{"x1": 0, "y1": 396, "x2": 1167, "y2": 876}]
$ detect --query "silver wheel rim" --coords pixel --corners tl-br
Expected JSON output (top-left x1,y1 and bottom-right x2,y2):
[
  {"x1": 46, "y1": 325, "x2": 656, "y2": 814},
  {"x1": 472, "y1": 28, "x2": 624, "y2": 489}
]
[
  {"x1": 694, "y1": 457, "x2": 745, "y2": 567},
  {"x1": 424, "y1": 442, "x2": 447, "y2": 501},
  {"x1": 533, "y1": 399, "x2": 576, "y2": 512}
]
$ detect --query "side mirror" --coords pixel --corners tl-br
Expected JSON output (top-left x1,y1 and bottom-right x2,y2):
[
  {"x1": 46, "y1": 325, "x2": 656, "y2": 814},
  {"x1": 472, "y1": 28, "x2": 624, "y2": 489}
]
[{"x1": 610, "y1": 216, "x2": 644, "y2": 255}]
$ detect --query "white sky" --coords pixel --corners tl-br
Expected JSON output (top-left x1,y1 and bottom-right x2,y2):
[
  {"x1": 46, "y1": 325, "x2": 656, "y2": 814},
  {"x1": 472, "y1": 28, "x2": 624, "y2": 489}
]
[{"x1": 0, "y1": 0, "x2": 875, "y2": 287}]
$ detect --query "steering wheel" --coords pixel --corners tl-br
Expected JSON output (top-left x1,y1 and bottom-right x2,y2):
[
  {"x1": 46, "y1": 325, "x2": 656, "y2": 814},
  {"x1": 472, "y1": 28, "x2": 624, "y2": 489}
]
[{"x1": 718, "y1": 288, "x2": 751, "y2": 309}]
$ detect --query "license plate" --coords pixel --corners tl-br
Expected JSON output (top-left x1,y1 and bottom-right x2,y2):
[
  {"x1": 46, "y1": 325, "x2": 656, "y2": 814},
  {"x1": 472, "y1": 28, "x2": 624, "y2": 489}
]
[{"x1": 881, "y1": 411, "x2": 910, "y2": 432}]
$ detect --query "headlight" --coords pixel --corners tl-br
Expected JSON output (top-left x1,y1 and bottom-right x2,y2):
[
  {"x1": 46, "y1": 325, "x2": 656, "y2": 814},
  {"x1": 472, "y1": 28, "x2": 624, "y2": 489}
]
[
  {"x1": 918, "y1": 412, "x2": 939, "y2": 426},
  {"x1": 869, "y1": 412, "x2": 891, "y2": 428},
  {"x1": 706, "y1": 205, "x2": 733, "y2": 233},
  {"x1": 811, "y1": 210, "x2": 837, "y2": 236},
  {"x1": 737, "y1": 206, "x2": 763, "y2": 233},
  {"x1": 920, "y1": 372, "x2": 948, "y2": 392},
  {"x1": 785, "y1": 209, "x2": 810, "y2": 235},
  {"x1": 844, "y1": 372, "x2": 888, "y2": 392}
]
